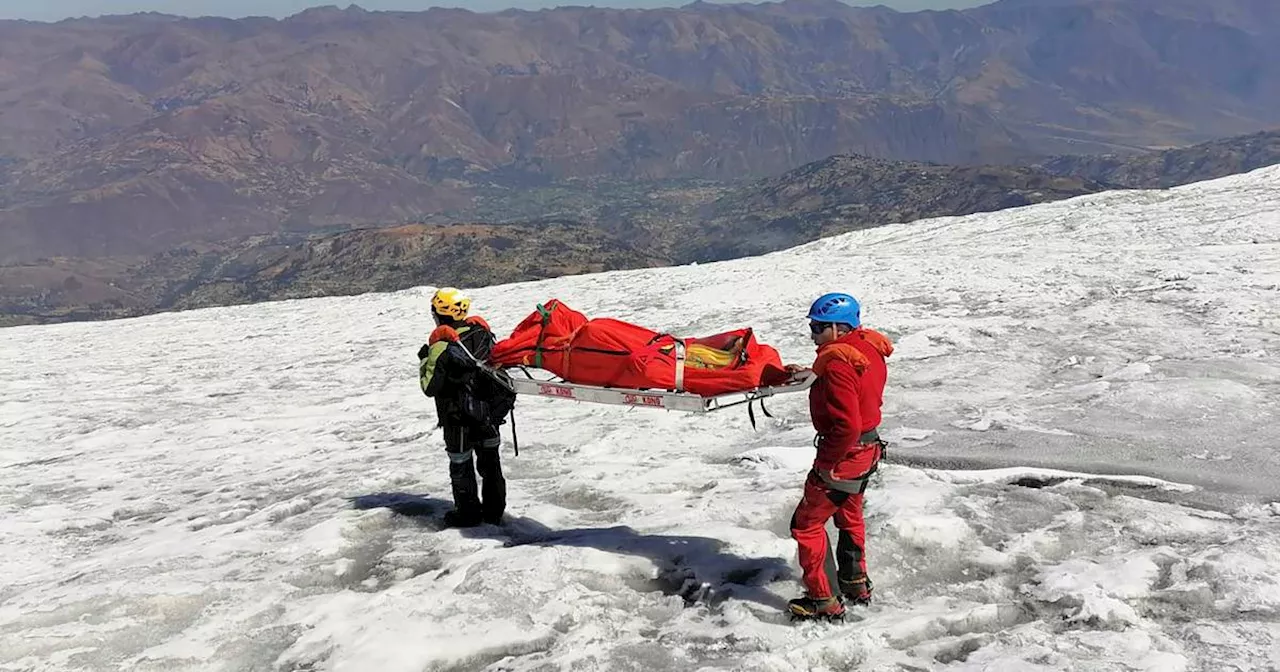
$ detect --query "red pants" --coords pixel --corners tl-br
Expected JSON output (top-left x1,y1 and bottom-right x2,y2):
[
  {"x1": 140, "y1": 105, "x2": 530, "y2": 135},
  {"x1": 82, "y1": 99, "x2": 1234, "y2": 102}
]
[{"x1": 790, "y1": 442, "x2": 881, "y2": 598}]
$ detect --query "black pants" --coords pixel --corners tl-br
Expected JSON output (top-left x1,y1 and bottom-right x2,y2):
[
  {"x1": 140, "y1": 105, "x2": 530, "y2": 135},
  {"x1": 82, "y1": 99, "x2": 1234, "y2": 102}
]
[{"x1": 443, "y1": 423, "x2": 505, "y2": 521}]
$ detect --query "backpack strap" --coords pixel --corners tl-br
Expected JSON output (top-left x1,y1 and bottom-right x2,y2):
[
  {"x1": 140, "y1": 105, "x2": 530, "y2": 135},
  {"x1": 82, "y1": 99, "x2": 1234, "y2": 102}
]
[{"x1": 451, "y1": 327, "x2": 519, "y2": 456}]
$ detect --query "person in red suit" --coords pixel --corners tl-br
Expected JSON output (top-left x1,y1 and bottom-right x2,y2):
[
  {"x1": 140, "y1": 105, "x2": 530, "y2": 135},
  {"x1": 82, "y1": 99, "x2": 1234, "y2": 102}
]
[{"x1": 785, "y1": 292, "x2": 894, "y2": 621}]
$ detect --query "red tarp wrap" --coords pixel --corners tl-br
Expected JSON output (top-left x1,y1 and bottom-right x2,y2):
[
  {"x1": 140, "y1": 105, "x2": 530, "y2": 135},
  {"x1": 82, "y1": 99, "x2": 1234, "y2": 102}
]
[{"x1": 489, "y1": 299, "x2": 790, "y2": 396}]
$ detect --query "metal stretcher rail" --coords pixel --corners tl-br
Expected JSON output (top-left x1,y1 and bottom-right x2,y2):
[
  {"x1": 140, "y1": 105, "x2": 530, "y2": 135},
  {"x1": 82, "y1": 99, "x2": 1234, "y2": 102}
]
[{"x1": 503, "y1": 366, "x2": 817, "y2": 415}]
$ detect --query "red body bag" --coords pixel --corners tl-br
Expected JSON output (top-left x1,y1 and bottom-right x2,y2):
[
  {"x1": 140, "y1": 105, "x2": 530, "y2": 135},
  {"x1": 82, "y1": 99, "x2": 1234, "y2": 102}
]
[{"x1": 489, "y1": 299, "x2": 790, "y2": 396}]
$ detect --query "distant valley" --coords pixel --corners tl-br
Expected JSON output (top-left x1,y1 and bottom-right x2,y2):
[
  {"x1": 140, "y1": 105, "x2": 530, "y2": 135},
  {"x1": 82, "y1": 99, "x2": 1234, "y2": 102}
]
[{"x1": 3, "y1": 129, "x2": 1276, "y2": 326}]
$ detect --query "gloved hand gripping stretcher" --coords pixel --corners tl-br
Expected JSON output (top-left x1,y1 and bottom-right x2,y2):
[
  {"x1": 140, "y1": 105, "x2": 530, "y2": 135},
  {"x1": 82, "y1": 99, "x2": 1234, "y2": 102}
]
[{"x1": 488, "y1": 299, "x2": 815, "y2": 420}]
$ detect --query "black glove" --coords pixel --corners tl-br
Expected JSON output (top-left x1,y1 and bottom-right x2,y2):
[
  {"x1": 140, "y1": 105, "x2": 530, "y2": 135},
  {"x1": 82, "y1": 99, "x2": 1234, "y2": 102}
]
[{"x1": 416, "y1": 343, "x2": 431, "y2": 360}]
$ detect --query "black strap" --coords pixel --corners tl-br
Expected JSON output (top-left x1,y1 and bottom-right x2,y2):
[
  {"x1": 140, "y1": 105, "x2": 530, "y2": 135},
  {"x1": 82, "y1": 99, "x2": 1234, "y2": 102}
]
[
  {"x1": 510, "y1": 407, "x2": 519, "y2": 457},
  {"x1": 746, "y1": 397, "x2": 775, "y2": 431}
]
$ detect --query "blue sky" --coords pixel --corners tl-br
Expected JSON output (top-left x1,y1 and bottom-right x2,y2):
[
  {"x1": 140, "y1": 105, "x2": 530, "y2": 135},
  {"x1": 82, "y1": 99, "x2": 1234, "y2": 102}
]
[{"x1": 0, "y1": 0, "x2": 990, "y2": 23}]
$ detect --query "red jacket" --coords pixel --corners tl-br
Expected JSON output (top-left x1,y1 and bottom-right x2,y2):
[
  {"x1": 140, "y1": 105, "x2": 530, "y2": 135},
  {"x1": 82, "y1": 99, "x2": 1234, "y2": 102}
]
[{"x1": 808, "y1": 328, "x2": 894, "y2": 471}]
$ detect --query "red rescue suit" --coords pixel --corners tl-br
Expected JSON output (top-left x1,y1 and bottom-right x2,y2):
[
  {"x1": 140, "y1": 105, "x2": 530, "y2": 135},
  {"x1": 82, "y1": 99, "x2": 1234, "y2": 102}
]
[{"x1": 790, "y1": 327, "x2": 893, "y2": 600}]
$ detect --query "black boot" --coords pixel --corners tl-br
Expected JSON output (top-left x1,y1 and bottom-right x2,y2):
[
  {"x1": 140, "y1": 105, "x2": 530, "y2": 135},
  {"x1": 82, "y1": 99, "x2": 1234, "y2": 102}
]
[
  {"x1": 787, "y1": 594, "x2": 846, "y2": 621},
  {"x1": 838, "y1": 575, "x2": 873, "y2": 606}
]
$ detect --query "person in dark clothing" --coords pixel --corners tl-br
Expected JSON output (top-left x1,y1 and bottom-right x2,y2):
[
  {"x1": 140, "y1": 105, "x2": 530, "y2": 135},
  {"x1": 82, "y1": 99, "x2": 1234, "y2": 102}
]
[{"x1": 418, "y1": 287, "x2": 507, "y2": 527}]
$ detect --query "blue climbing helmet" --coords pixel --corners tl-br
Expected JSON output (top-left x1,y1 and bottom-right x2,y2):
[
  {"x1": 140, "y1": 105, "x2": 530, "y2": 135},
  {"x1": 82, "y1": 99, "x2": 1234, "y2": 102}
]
[{"x1": 807, "y1": 292, "x2": 861, "y2": 328}]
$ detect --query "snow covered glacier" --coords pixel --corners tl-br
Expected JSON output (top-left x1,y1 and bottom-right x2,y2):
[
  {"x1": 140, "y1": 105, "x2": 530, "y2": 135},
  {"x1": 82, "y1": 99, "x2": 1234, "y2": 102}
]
[{"x1": 2, "y1": 166, "x2": 1279, "y2": 671}]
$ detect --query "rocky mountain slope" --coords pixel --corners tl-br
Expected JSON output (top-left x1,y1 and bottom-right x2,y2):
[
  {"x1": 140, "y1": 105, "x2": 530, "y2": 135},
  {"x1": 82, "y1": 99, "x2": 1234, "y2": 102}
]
[
  {"x1": 0, "y1": 221, "x2": 667, "y2": 325},
  {"x1": 6, "y1": 127, "x2": 1280, "y2": 327},
  {"x1": 1037, "y1": 129, "x2": 1280, "y2": 189},
  {"x1": 689, "y1": 156, "x2": 1105, "y2": 262},
  {"x1": 2, "y1": 0, "x2": 1280, "y2": 263},
  {"x1": 0, "y1": 158, "x2": 1110, "y2": 326}
]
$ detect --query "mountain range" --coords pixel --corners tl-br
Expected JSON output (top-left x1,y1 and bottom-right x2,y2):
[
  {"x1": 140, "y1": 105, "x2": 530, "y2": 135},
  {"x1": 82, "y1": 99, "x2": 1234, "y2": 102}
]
[
  {"x1": 3, "y1": 128, "x2": 1277, "y2": 327},
  {"x1": 2, "y1": 0, "x2": 1280, "y2": 265}
]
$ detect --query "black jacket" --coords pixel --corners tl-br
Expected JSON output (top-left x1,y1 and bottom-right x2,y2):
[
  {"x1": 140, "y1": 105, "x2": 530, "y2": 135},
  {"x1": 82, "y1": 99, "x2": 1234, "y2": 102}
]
[{"x1": 418, "y1": 319, "x2": 496, "y2": 427}]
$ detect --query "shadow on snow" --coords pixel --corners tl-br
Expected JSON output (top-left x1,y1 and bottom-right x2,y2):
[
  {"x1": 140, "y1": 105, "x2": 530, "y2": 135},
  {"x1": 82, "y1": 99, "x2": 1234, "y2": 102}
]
[{"x1": 350, "y1": 491, "x2": 793, "y2": 612}]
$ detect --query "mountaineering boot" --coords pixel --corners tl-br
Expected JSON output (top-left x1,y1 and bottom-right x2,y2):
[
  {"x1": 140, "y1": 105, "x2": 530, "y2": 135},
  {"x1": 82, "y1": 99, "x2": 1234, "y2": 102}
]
[
  {"x1": 839, "y1": 576, "x2": 873, "y2": 607},
  {"x1": 787, "y1": 594, "x2": 846, "y2": 621}
]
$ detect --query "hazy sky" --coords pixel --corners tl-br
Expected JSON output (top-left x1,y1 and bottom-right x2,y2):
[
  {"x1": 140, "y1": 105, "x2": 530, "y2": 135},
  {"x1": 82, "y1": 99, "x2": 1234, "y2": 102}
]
[{"x1": 0, "y1": 0, "x2": 990, "y2": 23}]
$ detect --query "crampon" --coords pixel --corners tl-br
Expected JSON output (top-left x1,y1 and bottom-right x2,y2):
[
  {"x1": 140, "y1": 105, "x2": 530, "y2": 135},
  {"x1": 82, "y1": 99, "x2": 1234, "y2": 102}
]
[
  {"x1": 839, "y1": 576, "x2": 873, "y2": 607},
  {"x1": 786, "y1": 595, "x2": 846, "y2": 622}
]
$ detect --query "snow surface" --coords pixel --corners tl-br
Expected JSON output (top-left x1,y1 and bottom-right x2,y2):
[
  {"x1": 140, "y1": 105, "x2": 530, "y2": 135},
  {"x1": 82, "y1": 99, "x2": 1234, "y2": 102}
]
[{"x1": 3, "y1": 166, "x2": 1280, "y2": 671}]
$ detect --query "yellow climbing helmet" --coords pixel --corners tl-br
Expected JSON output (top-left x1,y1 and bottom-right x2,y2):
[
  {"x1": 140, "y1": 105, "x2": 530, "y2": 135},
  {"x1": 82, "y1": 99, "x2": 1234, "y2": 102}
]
[{"x1": 430, "y1": 287, "x2": 471, "y2": 320}]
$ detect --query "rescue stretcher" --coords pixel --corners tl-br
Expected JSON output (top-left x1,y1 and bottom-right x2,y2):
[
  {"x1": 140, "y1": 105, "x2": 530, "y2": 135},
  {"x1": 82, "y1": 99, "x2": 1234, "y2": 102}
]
[
  {"x1": 504, "y1": 364, "x2": 817, "y2": 415},
  {"x1": 488, "y1": 298, "x2": 817, "y2": 425}
]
